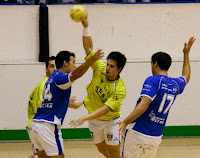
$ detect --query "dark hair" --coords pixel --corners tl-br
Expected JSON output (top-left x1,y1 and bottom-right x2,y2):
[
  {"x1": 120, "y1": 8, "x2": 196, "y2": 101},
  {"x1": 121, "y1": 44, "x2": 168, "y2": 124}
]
[
  {"x1": 55, "y1": 51, "x2": 75, "y2": 69},
  {"x1": 107, "y1": 51, "x2": 127, "y2": 73},
  {"x1": 151, "y1": 52, "x2": 172, "y2": 71},
  {"x1": 45, "y1": 56, "x2": 56, "y2": 68}
]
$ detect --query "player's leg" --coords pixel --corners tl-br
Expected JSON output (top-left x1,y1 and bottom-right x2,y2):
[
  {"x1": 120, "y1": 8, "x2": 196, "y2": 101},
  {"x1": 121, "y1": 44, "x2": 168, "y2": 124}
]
[
  {"x1": 142, "y1": 132, "x2": 161, "y2": 158},
  {"x1": 25, "y1": 156, "x2": 34, "y2": 158},
  {"x1": 88, "y1": 120, "x2": 110, "y2": 157},
  {"x1": 37, "y1": 151, "x2": 64, "y2": 158},
  {"x1": 142, "y1": 137, "x2": 161, "y2": 158},
  {"x1": 46, "y1": 154, "x2": 64, "y2": 158},
  {"x1": 122, "y1": 130, "x2": 143, "y2": 158},
  {"x1": 29, "y1": 123, "x2": 64, "y2": 158},
  {"x1": 29, "y1": 128, "x2": 47, "y2": 158},
  {"x1": 31, "y1": 121, "x2": 65, "y2": 158},
  {"x1": 95, "y1": 140, "x2": 111, "y2": 157},
  {"x1": 143, "y1": 144, "x2": 158, "y2": 158},
  {"x1": 104, "y1": 117, "x2": 121, "y2": 158},
  {"x1": 37, "y1": 150, "x2": 48, "y2": 158},
  {"x1": 26, "y1": 128, "x2": 39, "y2": 158},
  {"x1": 106, "y1": 144, "x2": 120, "y2": 158}
]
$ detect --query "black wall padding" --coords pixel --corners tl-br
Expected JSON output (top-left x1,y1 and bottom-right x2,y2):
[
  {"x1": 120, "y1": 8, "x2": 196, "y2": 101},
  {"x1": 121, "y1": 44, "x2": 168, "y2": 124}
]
[{"x1": 39, "y1": 4, "x2": 49, "y2": 62}]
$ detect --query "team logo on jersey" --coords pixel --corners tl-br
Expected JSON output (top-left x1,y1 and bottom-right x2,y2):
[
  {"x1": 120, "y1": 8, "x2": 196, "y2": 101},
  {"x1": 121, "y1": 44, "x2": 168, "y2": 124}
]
[
  {"x1": 149, "y1": 110, "x2": 165, "y2": 124},
  {"x1": 107, "y1": 133, "x2": 113, "y2": 141}
]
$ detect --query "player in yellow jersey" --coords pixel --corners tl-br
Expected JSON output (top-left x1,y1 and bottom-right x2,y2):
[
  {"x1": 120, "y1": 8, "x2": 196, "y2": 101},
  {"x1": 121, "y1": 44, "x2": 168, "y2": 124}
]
[
  {"x1": 26, "y1": 56, "x2": 83, "y2": 158},
  {"x1": 26, "y1": 56, "x2": 56, "y2": 158},
  {"x1": 70, "y1": 18, "x2": 127, "y2": 158}
]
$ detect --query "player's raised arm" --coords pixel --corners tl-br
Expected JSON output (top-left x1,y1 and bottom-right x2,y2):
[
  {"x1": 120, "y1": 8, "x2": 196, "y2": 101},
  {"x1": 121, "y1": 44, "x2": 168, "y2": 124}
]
[
  {"x1": 70, "y1": 49, "x2": 104, "y2": 82},
  {"x1": 82, "y1": 19, "x2": 93, "y2": 55},
  {"x1": 182, "y1": 37, "x2": 195, "y2": 84},
  {"x1": 70, "y1": 6, "x2": 92, "y2": 55}
]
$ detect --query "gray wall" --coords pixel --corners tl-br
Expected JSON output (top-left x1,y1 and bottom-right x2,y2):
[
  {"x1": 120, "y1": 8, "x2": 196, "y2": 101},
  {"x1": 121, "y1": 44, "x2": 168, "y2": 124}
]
[{"x1": 0, "y1": 4, "x2": 199, "y2": 130}]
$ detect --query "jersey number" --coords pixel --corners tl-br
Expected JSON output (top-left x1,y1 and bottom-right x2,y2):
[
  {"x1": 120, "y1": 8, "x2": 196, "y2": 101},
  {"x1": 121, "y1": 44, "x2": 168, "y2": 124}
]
[
  {"x1": 158, "y1": 93, "x2": 174, "y2": 114},
  {"x1": 43, "y1": 84, "x2": 52, "y2": 101}
]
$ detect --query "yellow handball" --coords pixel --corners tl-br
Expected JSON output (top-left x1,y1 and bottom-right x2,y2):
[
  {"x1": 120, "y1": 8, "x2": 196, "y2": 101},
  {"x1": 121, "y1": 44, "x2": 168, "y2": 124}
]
[{"x1": 70, "y1": 5, "x2": 87, "y2": 22}]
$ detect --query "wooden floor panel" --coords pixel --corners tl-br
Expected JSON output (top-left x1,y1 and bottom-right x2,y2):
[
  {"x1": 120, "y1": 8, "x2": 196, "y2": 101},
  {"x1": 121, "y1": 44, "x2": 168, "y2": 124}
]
[{"x1": 0, "y1": 138, "x2": 200, "y2": 158}]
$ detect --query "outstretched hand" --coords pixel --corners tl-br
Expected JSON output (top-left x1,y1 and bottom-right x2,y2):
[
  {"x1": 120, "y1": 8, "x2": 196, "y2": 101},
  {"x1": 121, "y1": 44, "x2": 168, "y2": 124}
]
[
  {"x1": 73, "y1": 101, "x2": 83, "y2": 109},
  {"x1": 183, "y1": 37, "x2": 195, "y2": 54},
  {"x1": 92, "y1": 49, "x2": 104, "y2": 62},
  {"x1": 69, "y1": 118, "x2": 85, "y2": 127}
]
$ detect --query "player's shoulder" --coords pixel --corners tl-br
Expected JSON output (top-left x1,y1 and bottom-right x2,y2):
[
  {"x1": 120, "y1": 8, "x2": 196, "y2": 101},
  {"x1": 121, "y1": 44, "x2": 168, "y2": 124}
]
[
  {"x1": 117, "y1": 76, "x2": 125, "y2": 85},
  {"x1": 42, "y1": 76, "x2": 48, "y2": 83},
  {"x1": 171, "y1": 76, "x2": 186, "y2": 85},
  {"x1": 50, "y1": 70, "x2": 63, "y2": 82},
  {"x1": 53, "y1": 70, "x2": 68, "y2": 79},
  {"x1": 116, "y1": 76, "x2": 126, "y2": 91},
  {"x1": 35, "y1": 76, "x2": 48, "y2": 87},
  {"x1": 171, "y1": 76, "x2": 186, "y2": 82},
  {"x1": 143, "y1": 75, "x2": 167, "y2": 89},
  {"x1": 53, "y1": 70, "x2": 61, "y2": 76}
]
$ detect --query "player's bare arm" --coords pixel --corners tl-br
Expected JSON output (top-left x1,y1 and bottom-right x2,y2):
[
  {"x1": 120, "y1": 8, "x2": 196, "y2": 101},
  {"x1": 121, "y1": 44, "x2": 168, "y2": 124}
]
[
  {"x1": 182, "y1": 37, "x2": 195, "y2": 84},
  {"x1": 82, "y1": 19, "x2": 93, "y2": 55},
  {"x1": 57, "y1": 49, "x2": 104, "y2": 90},
  {"x1": 69, "y1": 105, "x2": 111, "y2": 127},
  {"x1": 57, "y1": 49, "x2": 103, "y2": 90},
  {"x1": 70, "y1": 48, "x2": 103, "y2": 82},
  {"x1": 118, "y1": 96, "x2": 152, "y2": 135}
]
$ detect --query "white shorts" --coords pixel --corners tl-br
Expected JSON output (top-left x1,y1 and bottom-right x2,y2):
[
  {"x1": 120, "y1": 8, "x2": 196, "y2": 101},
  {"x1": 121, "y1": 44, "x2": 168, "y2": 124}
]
[
  {"x1": 27, "y1": 128, "x2": 38, "y2": 156},
  {"x1": 29, "y1": 121, "x2": 64, "y2": 156},
  {"x1": 122, "y1": 129, "x2": 162, "y2": 158},
  {"x1": 89, "y1": 117, "x2": 121, "y2": 146}
]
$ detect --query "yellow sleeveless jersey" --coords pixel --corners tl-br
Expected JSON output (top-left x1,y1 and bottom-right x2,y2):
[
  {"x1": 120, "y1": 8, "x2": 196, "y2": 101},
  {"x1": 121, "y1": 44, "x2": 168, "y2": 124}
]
[
  {"x1": 84, "y1": 50, "x2": 126, "y2": 120},
  {"x1": 26, "y1": 76, "x2": 48, "y2": 128}
]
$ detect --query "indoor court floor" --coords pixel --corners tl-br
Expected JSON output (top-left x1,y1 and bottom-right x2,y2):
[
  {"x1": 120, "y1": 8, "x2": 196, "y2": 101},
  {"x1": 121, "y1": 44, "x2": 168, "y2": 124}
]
[{"x1": 0, "y1": 137, "x2": 200, "y2": 158}]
